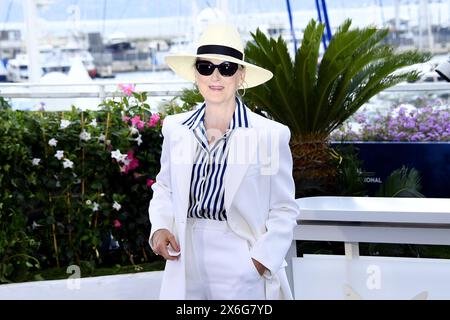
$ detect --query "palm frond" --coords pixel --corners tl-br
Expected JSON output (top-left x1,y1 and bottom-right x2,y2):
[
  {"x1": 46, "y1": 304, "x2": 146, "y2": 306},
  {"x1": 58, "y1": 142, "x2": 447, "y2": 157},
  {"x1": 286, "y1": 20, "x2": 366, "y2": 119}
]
[
  {"x1": 328, "y1": 44, "x2": 393, "y2": 121},
  {"x1": 273, "y1": 36, "x2": 294, "y2": 77},
  {"x1": 244, "y1": 18, "x2": 430, "y2": 140},
  {"x1": 376, "y1": 166, "x2": 424, "y2": 197},
  {"x1": 294, "y1": 20, "x2": 324, "y2": 125},
  {"x1": 246, "y1": 30, "x2": 300, "y2": 131},
  {"x1": 313, "y1": 26, "x2": 389, "y2": 130}
]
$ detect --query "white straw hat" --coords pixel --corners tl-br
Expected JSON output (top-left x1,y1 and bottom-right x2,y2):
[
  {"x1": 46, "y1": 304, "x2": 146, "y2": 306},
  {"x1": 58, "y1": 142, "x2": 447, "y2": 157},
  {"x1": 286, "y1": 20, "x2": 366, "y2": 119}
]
[{"x1": 165, "y1": 24, "x2": 273, "y2": 88}]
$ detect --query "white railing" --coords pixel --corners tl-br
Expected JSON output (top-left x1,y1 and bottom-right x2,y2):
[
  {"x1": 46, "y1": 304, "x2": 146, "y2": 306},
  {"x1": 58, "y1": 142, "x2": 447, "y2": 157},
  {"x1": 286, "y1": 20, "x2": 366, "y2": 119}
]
[
  {"x1": 384, "y1": 82, "x2": 450, "y2": 92},
  {"x1": 0, "y1": 80, "x2": 193, "y2": 111},
  {"x1": 2, "y1": 196, "x2": 450, "y2": 299},
  {"x1": 1, "y1": 81, "x2": 450, "y2": 110},
  {"x1": 1, "y1": 81, "x2": 449, "y2": 98},
  {"x1": 0, "y1": 80, "x2": 190, "y2": 99},
  {"x1": 286, "y1": 196, "x2": 450, "y2": 299}
]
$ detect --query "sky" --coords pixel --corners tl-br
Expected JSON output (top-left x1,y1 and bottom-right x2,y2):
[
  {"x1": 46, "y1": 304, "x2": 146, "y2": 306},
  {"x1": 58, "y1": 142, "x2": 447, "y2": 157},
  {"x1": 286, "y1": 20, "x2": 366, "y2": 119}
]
[
  {"x1": 2, "y1": 0, "x2": 447, "y2": 40},
  {"x1": 1, "y1": 0, "x2": 401, "y2": 22}
]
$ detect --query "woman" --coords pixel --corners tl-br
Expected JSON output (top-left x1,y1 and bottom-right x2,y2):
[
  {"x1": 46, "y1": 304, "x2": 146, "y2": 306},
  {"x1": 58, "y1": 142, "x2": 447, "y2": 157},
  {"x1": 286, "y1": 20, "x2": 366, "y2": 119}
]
[{"x1": 148, "y1": 24, "x2": 299, "y2": 300}]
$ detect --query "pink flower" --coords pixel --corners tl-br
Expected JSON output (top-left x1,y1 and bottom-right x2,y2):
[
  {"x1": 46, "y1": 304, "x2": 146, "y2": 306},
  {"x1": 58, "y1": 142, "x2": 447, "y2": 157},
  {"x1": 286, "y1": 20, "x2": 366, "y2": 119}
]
[
  {"x1": 147, "y1": 113, "x2": 160, "y2": 127},
  {"x1": 131, "y1": 115, "x2": 145, "y2": 130},
  {"x1": 118, "y1": 83, "x2": 135, "y2": 96},
  {"x1": 113, "y1": 219, "x2": 122, "y2": 228},
  {"x1": 147, "y1": 178, "x2": 155, "y2": 188},
  {"x1": 120, "y1": 150, "x2": 139, "y2": 174},
  {"x1": 122, "y1": 115, "x2": 130, "y2": 122}
]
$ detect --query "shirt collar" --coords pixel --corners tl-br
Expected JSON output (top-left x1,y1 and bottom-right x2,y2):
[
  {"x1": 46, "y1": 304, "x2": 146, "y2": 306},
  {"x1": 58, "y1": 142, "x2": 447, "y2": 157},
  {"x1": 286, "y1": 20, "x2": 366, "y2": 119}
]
[
  {"x1": 182, "y1": 97, "x2": 251, "y2": 131},
  {"x1": 229, "y1": 97, "x2": 251, "y2": 129},
  {"x1": 182, "y1": 103, "x2": 206, "y2": 130}
]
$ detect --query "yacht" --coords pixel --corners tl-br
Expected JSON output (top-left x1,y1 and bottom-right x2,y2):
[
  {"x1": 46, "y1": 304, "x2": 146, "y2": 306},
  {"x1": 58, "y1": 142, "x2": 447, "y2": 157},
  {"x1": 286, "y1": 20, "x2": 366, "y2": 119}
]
[
  {"x1": 0, "y1": 60, "x2": 7, "y2": 82},
  {"x1": 6, "y1": 53, "x2": 29, "y2": 82},
  {"x1": 102, "y1": 33, "x2": 152, "y2": 73},
  {"x1": 6, "y1": 47, "x2": 97, "y2": 82}
]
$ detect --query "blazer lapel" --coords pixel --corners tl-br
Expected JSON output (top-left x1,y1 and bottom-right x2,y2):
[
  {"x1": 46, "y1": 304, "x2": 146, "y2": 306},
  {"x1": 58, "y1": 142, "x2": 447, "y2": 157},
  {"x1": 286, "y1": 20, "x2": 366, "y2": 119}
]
[
  {"x1": 171, "y1": 125, "x2": 196, "y2": 221},
  {"x1": 224, "y1": 128, "x2": 257, "y2": 211}
]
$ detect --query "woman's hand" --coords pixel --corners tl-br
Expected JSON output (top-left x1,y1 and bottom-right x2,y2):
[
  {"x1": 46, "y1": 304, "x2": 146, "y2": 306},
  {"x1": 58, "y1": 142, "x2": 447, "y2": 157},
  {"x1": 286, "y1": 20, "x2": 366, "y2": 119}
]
[
  {"x1": 252, "y1": 258, "x2": 268, "y2": 276},
  {"x1": 152, "y1": 229, "x2": 180, "y2": 261}
]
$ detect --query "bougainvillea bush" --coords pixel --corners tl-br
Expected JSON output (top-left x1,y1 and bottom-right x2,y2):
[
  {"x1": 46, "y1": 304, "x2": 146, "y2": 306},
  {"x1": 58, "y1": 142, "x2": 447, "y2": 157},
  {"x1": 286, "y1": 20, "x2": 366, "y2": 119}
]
[
  {"x1": 0, "y1": 86, "x2": 164, "y2": 282},
  {"x1": 331, "y1": 102, "x2": 450, "y2": 142}
]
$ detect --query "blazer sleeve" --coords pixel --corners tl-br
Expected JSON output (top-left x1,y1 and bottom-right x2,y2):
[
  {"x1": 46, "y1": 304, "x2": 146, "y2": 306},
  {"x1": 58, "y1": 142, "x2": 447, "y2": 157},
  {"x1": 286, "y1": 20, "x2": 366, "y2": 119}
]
[
  {"x1": 250, "y1": 125, "x2": 300, "y2": 278},
  {"x1": 148, "y1": 117, "x2": 175, "y2": 249}
]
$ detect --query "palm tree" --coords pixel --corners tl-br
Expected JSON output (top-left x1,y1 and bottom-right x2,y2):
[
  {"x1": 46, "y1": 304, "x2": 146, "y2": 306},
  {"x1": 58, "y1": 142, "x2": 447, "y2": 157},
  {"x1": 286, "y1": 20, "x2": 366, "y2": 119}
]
[{"x1": 244, "y1": 19, "x2": 430, "y2": 197}]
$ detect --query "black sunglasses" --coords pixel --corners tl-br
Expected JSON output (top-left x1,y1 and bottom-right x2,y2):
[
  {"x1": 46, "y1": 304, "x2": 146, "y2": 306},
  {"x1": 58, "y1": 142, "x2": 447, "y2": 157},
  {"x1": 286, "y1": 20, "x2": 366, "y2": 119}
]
[{"x1": 195, "y1": 60, "x2": 239, "y2": 77}]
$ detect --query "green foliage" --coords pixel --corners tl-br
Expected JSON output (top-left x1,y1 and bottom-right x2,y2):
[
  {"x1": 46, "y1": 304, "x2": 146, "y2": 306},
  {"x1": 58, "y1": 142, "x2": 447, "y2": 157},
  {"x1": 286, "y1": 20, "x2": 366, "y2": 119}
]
[
  {"x1": 0, "y1": 87, "x2": 164, "y2": 282},
  {"x1": 244, "y1": 18, "x2": 431, "y2": 140},
  {"x1": 30, "y1": 261, "x2": 165, "y2": 281},
  {"x1": 360, "y1": 242, "x2": 450, "y2": 259},
  {"x1": 0, "y1": 210, "x2": 40, "y2": 283},
  {"x1": 0, "y1": 107, "x2": 40, "y2": 282},
  {"x1": 178, "y1": 87, "x2": 203, "y2": 111},
  {"x1": 376, "y1": 166, "x2": 424, "y2": 197},
  {"x1": 332, "y1": 145, "x2": 367, "y2": 196},
  {"x1": 159, "y1": 87, "x2": 201, "y2": 115},
  {"x1": 244, "y1": 18, "x2": 430, "y2": 197},
  {"x1": 0, "y1": 97, "x2": 11, "y2": 110}
]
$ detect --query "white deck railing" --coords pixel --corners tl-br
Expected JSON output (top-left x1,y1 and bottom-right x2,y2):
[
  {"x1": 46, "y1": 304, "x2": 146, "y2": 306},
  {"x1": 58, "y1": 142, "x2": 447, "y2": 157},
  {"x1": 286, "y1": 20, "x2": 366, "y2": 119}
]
[
  {"x1": 1, "y1": 81, "x2": 449, "y2": 98},
  {"x1": 287, "y1": 196, "x2": 450, "y2": 299},
  {"x1": 0, "y1": 80, "x2": 192, "y2": 111},
  {"x1": 0, "y1": 81, "x2": 449, "y2": 110},
  {"x1": 2, "y1": 196, "x2": 450, "y2": 299},
  {"x1": 0, "y1": 80, "x2": 190, "y2": 99}
]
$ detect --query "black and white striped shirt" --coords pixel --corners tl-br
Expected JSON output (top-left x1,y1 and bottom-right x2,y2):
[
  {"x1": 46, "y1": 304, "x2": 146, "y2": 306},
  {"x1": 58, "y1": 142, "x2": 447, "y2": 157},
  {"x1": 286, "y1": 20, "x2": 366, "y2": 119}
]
[{"x1": 182, "y1": 98, "x2": 250, "y2": 221}]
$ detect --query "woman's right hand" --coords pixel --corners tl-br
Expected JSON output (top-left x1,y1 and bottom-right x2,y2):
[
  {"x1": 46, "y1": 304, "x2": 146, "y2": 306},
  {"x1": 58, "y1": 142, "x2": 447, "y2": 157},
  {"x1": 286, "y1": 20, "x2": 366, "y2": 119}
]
[{"x1": 152, "y1": 229, "x2": 180, "y2": 261}]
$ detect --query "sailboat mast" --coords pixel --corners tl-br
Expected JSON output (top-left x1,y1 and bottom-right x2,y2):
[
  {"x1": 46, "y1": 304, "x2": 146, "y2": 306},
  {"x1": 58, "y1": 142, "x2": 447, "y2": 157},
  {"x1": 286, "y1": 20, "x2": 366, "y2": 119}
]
[
  {"x1": 425, "y1": 0, "x2": 433, "y2": 53},
  {"x1": 217, "y1": 0, "x2": 229, "y2": 17},
  {"x1": 395, "y1": 0, "x2": 400, "y2": 32},
  {"x1": 418, "y1": 0, "x2": 434, "y2": 52},
  {"x1": 24, "y1": 0, "x2": 41, "y2": 82},
  {"x1": 191, "y1": 0, "x2": 198, "y2": 46}
]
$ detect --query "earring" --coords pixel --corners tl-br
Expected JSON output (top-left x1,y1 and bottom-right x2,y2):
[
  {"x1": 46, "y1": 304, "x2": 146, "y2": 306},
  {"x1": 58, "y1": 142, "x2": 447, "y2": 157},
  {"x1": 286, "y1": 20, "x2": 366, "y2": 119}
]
[{"x1": 237, "y1": 81, "x2": 247, "y2": 98}]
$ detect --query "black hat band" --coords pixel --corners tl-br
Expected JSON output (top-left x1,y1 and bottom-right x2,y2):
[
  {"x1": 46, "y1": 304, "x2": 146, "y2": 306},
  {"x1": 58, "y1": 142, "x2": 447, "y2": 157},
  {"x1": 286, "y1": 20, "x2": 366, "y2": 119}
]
[{"x1": 196, "y1": 45, "x2": 243, "y2": 60}]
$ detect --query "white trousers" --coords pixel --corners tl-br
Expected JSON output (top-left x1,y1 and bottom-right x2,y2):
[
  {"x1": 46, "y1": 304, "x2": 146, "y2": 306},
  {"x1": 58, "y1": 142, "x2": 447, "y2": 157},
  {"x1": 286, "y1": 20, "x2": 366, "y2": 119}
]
[{"x1": 185, "y1": 218, "x2": 266, "y2": 300}]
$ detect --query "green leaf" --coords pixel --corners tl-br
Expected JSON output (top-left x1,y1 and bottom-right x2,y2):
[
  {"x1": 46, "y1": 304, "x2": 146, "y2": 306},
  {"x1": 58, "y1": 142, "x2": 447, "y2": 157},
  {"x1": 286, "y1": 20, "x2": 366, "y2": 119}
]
[
  {"x1": 46, "y1": 216, "x2": 56, "y2": 224},
  {"x1": 376, "y1": 166, "x2": 424, "y2": 198},
  {"x1": 244, "y1": 18, "x2": 430, "y2": 139}
]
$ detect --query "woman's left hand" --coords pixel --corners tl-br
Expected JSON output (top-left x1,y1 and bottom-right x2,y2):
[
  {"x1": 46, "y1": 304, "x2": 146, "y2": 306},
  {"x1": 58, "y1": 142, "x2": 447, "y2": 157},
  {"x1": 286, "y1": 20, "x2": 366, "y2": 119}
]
[{"x1": 251, "y1": 258, "x2": 268, "y2": 276}]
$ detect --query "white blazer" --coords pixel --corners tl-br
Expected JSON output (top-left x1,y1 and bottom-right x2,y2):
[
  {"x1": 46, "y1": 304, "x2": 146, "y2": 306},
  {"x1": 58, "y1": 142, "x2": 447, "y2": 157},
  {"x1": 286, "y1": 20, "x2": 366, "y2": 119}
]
[{"x1": 148, "y1": 106, "x2": 300, "y2": 300}]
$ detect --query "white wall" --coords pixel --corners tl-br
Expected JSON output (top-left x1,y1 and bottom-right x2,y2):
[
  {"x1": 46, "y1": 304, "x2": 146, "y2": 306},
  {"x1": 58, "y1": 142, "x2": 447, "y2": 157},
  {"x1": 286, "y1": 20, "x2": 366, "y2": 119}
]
[
  {"x1": 0, "y1": 271, "x2": 163, "y2": 300},
  {"x1": 293, "y1": 255, "x2": 450, "y2": 300}
]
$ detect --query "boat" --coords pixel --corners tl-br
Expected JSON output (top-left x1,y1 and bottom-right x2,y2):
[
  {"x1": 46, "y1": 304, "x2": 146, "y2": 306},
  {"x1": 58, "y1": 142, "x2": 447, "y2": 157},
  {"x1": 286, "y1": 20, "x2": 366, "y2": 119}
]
[
  {"x1": 56, "y1": 43, "x2": 97, "y2": 78},
  {"x1": 6, "y1": 53, "x2": 29, "y2": 82},
  {"x1": 102, "y1": 33, "x2": 152, "y2": 73},
  {"x1": 6, "y1": 46, "x2": 97, "y2": 82},
  {"x1": 0, "y1": 60, "x2": 7, "y2": 82}
]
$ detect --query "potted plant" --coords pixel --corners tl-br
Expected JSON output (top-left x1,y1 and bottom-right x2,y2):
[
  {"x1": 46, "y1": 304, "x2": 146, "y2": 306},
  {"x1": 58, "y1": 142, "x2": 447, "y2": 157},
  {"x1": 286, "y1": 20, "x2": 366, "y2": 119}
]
[{"x1": 244, "y1": 18, "x2": 430, "y2": 197}]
